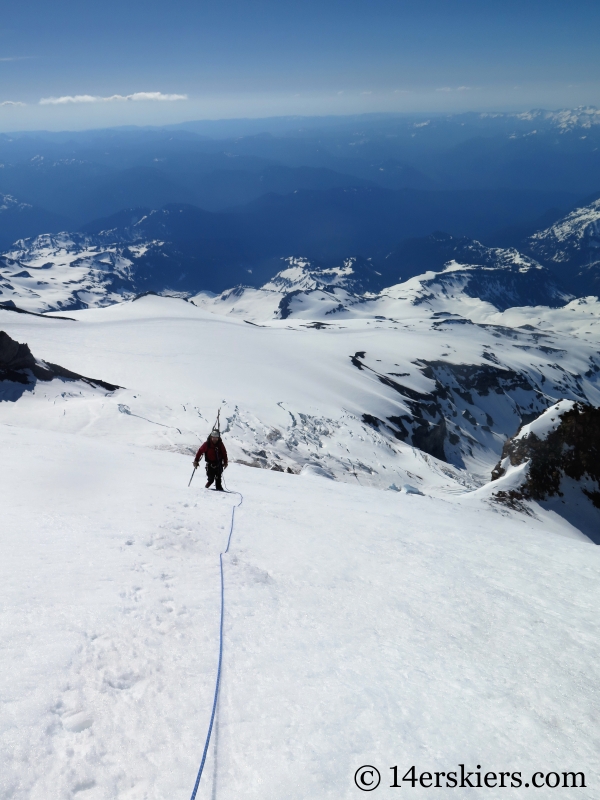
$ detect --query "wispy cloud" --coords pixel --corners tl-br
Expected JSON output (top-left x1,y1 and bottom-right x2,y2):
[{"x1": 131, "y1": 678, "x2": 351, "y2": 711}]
[
  {"x1": 436, "y1": 85, "x2": 472, "y2": 92},
  {"x1": 0, "y1": 100, "x2": 26, "y2": 106},
  {"x1": 0, "y1": 56, "x2": 34, "y2": 62},
  {"x1": 39, "y1": 91, "x2": 188, "y2": 105}
]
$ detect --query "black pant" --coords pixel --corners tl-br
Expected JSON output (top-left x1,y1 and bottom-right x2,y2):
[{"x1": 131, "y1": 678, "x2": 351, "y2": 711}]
[{"x1": 206, "y1": 462, "x2": 223, "y2": 490}]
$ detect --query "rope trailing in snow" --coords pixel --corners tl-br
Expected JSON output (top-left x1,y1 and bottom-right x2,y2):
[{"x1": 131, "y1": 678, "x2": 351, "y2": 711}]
[{"x1": 189, "y1": 487, "x2": 243, "y2": 800}]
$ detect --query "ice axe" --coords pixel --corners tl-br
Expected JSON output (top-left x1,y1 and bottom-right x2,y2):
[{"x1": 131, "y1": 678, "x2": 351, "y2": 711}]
[{"x1": 188, "y1": 465, "x2": 197, "y2": 487}]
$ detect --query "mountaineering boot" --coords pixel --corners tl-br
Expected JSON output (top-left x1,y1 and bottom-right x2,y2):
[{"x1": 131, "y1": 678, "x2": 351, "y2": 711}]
[{"x1": 206, "y1": 478, "x2": 214, "y2": 488}]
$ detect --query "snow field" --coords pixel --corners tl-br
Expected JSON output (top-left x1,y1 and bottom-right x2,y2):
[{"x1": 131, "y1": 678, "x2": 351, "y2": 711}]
[
  {"x1": 2, "y1": 424, "x2": 600, "y2": 799},
  {"x1": 2, "y1": 293, "x2": 599, "y2": 489},
  {"x1": 1, "y1": 426, "x2": 234, "y2": 799},
  {"x1": 1, "y1": 301, "x2": 482, "y2": 489},
  {"x1": 0, "y1": 234, "x2": 138, "y2": 313}
]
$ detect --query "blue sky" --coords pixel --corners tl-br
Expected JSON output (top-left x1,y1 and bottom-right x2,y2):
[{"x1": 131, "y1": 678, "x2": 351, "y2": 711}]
[{"x1": 1, "y1": 0, "x2": 599, "y2": 130}]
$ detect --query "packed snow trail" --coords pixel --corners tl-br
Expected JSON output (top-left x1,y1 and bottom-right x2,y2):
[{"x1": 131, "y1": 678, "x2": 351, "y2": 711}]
[
  {"x1": 190, "y1": 487, "x2": 243, "y2": 800},
  {"x1": 1, "y1": 424, "x2": 599, "y2": 798}
]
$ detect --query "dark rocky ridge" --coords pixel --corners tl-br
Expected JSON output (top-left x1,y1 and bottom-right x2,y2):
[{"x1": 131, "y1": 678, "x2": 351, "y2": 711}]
[
  {"x1": 0, "y1": 330, "x2": 119, "y2": 392},
  {"x1": 491, "y1": 402, "x2": 600, "y2": 509}
]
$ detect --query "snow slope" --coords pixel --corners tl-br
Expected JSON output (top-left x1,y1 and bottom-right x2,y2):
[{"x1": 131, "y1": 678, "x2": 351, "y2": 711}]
[
  {"x1": 2, "y1": 248, "x2": 600, "y2": 798},
  {"x1": 1, "y1": 424, "x2": 599, "y2": 800},
  {"x1": 0, "y1": 298, "x2": 471, "y2": 493},
  {"x1": 2, "y1": 287, "x2": 600, "y2": 485},
  {"x1": 2, "y1": 287, "x2": 599, "y2": 488}
]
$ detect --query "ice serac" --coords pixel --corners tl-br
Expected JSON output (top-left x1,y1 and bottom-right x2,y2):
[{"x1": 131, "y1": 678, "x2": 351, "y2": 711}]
[{"x1": 489, "y1": 400, "x2": 600, "y2": 542}]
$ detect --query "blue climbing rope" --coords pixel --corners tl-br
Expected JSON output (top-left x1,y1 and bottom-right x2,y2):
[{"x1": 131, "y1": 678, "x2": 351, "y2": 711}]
[{"x1": 189, "y1": 487, "x2": 243, "y2": 800}]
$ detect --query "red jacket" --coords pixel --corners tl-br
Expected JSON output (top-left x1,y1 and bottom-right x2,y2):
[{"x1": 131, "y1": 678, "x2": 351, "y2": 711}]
[{"x1": 196, "y1": 438, "x2": 228, "y2": 466}]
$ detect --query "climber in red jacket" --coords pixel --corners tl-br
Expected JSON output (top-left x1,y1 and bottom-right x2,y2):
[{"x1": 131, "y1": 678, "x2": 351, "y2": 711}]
[{"x1": 194, "y1": 429, "x2": 228, "y2": 491}]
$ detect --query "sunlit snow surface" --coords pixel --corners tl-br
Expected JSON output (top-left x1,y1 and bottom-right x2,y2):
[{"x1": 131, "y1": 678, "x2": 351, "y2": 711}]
[
  {"x1": 0, "y1": 297, "x2": 470, "y2": 492},
  {"x1": 0, "y1": 233, "x2": 152, "y2": 311},
  {"x1": 2, "y1": 284, "x2": 600, "y2": 798},
  {"x1": 1, "y1": 425, "x2": 599, "y2": 799},
  {"x1": 3, "y1": 287, "x2": 599, "y2": 485}
]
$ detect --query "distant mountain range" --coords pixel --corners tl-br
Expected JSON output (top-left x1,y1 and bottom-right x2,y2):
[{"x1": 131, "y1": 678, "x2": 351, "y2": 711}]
[
  {"x1": 2, "y1": 195, "x2": 598, "y2": 309},
  {"x1": 1, "y1": 195, "x2": 591, "y2": 316},
  {"x1": 0, "y1": 106, "x2": 599, "y2": 302},
  {"x1": 1, "y1": 106, "x2": 599, "y2": 245},
  {"x1": 0, "y1": 194, "x2": 71, "y2": 250},
  {"x1": 525, "y1": 196, "x2": 600, "y2": 296},
  {"x1": 77, "y1": 186, "x2": 577, "y2": 276}
]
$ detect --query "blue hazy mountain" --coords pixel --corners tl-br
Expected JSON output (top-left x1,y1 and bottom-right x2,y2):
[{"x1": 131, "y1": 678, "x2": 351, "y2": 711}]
[
  {"x1": 1, "y1": 108, "x2": 598, "y2": 226},
  {"x1": 76, "y1": 184, "x2": 576, "y2": 289},
  {"x1": 0, "y1": 194, "x2": 72, "y2": 251},
  {"x1": 0, "y1": 108, "x2": 598, "y2": 277}
]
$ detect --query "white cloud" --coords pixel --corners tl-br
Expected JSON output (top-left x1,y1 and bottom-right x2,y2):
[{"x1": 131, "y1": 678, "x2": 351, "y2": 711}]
[
  {"x1": 0, "y1": 56, "x2": 33, "y2": 62},
  {"x1": 436, "y1": 86, "x2": 472, "y2": 93},
  {"x1": 0, "y1": 100, "x2": 26, "y2": 106},
  {"x1": 39, "y1": 91, "x2": 187, "y2": 105}
]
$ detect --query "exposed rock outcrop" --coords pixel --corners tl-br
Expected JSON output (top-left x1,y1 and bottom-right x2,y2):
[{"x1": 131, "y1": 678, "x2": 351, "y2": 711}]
[
  {"x1": 490, "y1": 400, "x2": 600, "y2": 542},
  {"x1": 0, "y1": 330, "x2": 120, "y2": 391},
  {"x1": 492, "y1": 401, "x2": 600, "y2": 504}
]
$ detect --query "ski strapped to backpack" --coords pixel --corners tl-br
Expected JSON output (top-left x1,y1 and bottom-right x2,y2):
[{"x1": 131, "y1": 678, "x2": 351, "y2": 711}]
[{"x1": 188, "y1": 408, "x2": 222, "y2": 487}]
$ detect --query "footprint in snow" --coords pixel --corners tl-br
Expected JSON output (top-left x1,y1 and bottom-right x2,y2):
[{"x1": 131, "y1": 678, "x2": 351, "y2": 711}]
[
  {"x1": 72, "y1": 779, "x2": 96, "y2": 794},
  {"x1": 61, "y1": 710, "x2": 94, "y2": 732}
]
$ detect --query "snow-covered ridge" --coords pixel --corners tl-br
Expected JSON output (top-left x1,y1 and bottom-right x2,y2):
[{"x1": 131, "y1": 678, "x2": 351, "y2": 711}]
[
  {"x1": 512, "y1": 399, "x2": 576, "y2": 441},
  {"x1": 0, "y1": 233, "x2": 169, "y2": 312},
  {"x1": 3, "y1": 221, "x2": 570, "y2": 318},
  {"x1": 262, "y1": 256, "x2": 378, "y2": 293},
  {"x1": 1, "y1": 212, "x2": 599, "y2": 494},
  {"x1": 192, "y1": 245, "x2": 566, "y2": 323},
  {"x1": 0, "y1": 328, "x2": 119, "y2": 407},
  {"x1": 3, "y1": 285, "x2": 600, "y2": 490},
  {"x1": 528, "y1": 197, "x2": 600, "y2": 263},
  {"x1": 488, "y1": 401, "x2": 600, "y2": 541}
]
